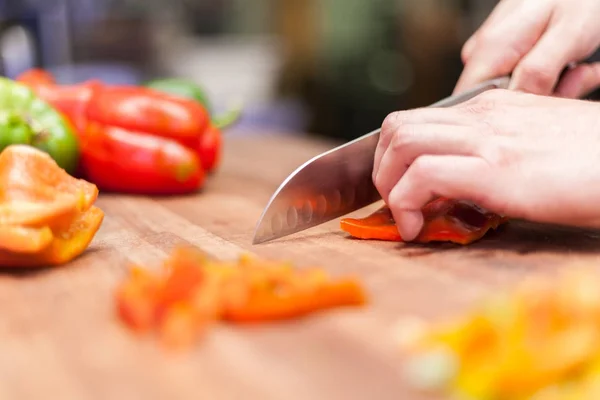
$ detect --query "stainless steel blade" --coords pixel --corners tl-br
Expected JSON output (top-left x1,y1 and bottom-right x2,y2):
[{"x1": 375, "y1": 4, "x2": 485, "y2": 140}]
[{"x1": 252, "y1": 75, "x2": 511, "y2": 244}]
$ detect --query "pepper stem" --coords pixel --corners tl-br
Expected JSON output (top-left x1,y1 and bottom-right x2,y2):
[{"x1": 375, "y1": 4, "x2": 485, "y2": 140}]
[{"x1": 212, "y1": 101, "x2": 243, "y2": 130}]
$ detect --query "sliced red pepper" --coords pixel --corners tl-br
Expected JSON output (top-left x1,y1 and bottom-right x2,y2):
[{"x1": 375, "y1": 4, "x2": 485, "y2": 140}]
[
  {"x1": 340, "y1": 198, "x2": 508, "y2": 245},
  {"x1": 86, "y1": 85, "x2": 210, "y2": 140},
  {"x1": 79, "y1": 122, "x2": 206, "y2": 195}
]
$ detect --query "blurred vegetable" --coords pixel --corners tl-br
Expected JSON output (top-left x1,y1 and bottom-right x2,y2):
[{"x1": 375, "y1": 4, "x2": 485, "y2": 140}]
[
  {"x1": 0, "y1": 77, "x2": 79, "y2": 173},
  {"x1": 0, "y1": 145, "x2": 103, "y2": 267},
  {"x1": 15, "y1": 69, "x2": 220, "y2": 194},
  {"x1": 401, "y1": 268, "x2": 600, "y2": 399},
  {"x1": 341, "y1": 198, "x2": 507, "y2": 245},
  {"x1": 144, "y1": 77, "x2": 242, "y2": 130},
  {"x1": 145, "y1": 78, "x2": 212, "y2": 112},
  {"x1": 86, "y1": 85, "x2": 210, "y2": 140},
  {"x1": 116, "y1": 246, "x2": 367, "y2": 349},
  {"x1": 80, "y1": 122, "x2": 205, "y2": 195}
]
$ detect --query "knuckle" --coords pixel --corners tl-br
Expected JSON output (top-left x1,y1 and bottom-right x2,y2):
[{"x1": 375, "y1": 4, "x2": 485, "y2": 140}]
[
  {"x1": 387, "y1": 190, "x2": 406, "y2": 212},
  {"x1": 481, "y1": 140, "x2": 519, "y2": 169},
  {"x1": 381, "y1": 111, "x2": 405, "y2": 133},
  {"x1": 373, "y1": 171, "x2": 385, "y2": 192},
  {"x1": 389, "y1": 125, "x2": 416, "y2": 152},
  {"x1": 410, "y1": 156, "x2": 436, "y2": 181},
  {"x1": 460, "y1": 91, "x2": 498, "y2": 114},
  {"x1": 477, "y1": 88, "x2": 506, "y2": 103},
  {"x1": 477, "y1": 29, "x2": 502, "y2": 47},
  {"x1": 515, "y1": 61, "x2": 556, "y2": 91}
]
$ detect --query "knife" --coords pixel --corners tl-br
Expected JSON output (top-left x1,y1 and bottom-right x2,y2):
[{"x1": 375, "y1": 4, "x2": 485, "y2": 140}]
[{"x1": 252, "y1": 75, "x2": 511, "y2": 245}]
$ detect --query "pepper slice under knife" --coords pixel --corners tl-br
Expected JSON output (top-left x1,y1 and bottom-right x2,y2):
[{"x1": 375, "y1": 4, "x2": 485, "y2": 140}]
[{"x1": 340, "y1": 198, "x2": 507, "y2": 245}]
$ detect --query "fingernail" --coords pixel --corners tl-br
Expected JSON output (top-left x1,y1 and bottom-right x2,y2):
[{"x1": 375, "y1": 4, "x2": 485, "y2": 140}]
[{"x1": 397, "y1": 210, "x2": 424, "y2": 242}]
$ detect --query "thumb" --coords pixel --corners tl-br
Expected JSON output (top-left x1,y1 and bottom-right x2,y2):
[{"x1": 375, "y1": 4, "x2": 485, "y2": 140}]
[
  {"x1": 387, "y1": 155, "x2": 494, "y2": 241},
  {"x1": 554, "y1": 62, "x2": 600, "y2": 99}
]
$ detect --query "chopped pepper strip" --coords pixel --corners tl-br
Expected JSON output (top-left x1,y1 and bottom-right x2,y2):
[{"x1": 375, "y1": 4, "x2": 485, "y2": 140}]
[
  {"x1": 223, "y1": 280, "x2": 366, "y2": 323},
  {"x1": 340, "y1": 198, "x2": 508, "y2": 245},
  {"x1": 401, "y1": 268, "x2": 600, "y2": 399},
  {"x1": 115, "y1": 246, "x2": 366, "y2": 349},
  {"x1": 0, "y1": 145, "x2": 104, "y2": 267}
]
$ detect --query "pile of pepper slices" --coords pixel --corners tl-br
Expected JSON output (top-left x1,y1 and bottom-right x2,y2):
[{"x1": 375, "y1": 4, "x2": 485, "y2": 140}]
[
  {"x1": 15, "y1": 69, "x2": 239, "y2": 195},
  {"x1": 117, "y1": 246, "x2": 366, "y2": 349}
]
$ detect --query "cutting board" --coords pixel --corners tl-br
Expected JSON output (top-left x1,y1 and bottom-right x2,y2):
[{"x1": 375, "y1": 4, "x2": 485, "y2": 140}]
[{"x1": 2, "y1": 131, "x2": 600, "y2": 400}]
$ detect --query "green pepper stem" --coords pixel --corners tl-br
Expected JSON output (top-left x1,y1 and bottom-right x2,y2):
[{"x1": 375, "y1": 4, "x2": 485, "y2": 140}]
[{"x1": 212, "y1": 102, "x2": 243, "y2": 130}]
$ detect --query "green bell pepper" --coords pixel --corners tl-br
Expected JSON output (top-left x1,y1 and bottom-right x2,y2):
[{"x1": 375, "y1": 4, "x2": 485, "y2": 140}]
[{"x1": 0, "y1": 78, "x2": 79, "y2": 174}]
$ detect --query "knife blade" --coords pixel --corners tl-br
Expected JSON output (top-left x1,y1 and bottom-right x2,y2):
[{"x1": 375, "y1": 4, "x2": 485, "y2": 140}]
[{"x1": 252, "y1": 75, "x2": 511, "y2": 245}]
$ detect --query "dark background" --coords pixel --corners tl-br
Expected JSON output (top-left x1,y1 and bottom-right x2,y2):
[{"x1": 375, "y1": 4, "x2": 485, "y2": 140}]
[{"x1": 1, "y1": 0, "x2": 598, "y2": 140}]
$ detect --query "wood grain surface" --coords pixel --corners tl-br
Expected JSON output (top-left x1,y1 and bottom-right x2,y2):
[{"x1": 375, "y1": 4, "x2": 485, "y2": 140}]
[{"x1": 2, "y1": 131, "x2": 600, "y2": 400}]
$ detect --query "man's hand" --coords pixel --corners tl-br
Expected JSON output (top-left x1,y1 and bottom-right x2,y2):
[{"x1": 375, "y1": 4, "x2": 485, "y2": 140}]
[
  {"x1": 373, "y1": 90, "x2": 600, "y2": 240},
  {"x1": 456, "y1": 0, "x2": 600, "y2": 97}
]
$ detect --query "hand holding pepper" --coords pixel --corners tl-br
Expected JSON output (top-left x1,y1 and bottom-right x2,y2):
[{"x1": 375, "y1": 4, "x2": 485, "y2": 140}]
[{"x1": 372, "y1": 89, "x2": 600, "y2": 240}]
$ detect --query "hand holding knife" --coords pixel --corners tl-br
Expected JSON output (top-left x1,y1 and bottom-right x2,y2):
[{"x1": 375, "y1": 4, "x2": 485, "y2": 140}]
[{"x1": 252, "y1": 76, "x2": 512, "y2": 244}]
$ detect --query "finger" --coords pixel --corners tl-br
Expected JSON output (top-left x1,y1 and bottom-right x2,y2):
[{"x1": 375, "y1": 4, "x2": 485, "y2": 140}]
[
  {"x1": 510, "y1": 25, "x2": 588, "y2": 95},
  {"x1": 461, "y1": 36, "x2": 477, "y2": 64},
  {"x1": 454, "y1": 4, "x2": 551, "y2": 94},
  {"x1": 461, "y1": 0, "x2": 520, "y2": 63},
  {"x1": 386, "y1": 155, "x2": 492, "y2": 241},
  {"x1": 554, "y1": 62, "x2": 600, "y2": 98},
  {"x1": 373, "y1": 107, "x2": 480, "y2": 179},
  {"x1": 374, "y1": 124, "x2": 487, "y2": 204}
]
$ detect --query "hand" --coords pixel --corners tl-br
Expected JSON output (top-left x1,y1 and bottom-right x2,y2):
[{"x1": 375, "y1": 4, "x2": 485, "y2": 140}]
[
  {"x1": 456, "y1": 0, "x2": 600, "y2": 97},
  {"x1": 373, "y1": 89, "x2": 600, "y2": 241}
]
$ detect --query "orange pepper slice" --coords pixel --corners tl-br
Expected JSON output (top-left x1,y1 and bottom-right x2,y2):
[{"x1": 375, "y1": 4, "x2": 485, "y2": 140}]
[{"x1": 341, "y1": 198, "x2": 507, "y2": 245}]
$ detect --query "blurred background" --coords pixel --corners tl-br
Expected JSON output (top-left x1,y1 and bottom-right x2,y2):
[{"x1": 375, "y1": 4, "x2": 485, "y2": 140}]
[{"x1": 0, "y1": 0, "x2": 581, "y2": 142}]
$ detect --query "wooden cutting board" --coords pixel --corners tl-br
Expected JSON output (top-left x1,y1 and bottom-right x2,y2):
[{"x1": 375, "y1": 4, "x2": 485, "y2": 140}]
[{"x1": 2, "y1": 131, "x2": 600, "y2": 400}]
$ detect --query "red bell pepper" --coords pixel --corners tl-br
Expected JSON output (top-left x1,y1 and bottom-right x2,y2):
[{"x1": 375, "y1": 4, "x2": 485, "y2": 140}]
[
  {"x1": 80, "y1": 122, "x2": 205, "y2": 195},
  {"x1": 86, "y1": 85, "x2": 210, "y2": 140},
  {"x1": 340, "y1": 198, "x2": 508, "y2": 245},
  {"x1": 15, "y1": 69, "x2": 215, "y2": 194}
]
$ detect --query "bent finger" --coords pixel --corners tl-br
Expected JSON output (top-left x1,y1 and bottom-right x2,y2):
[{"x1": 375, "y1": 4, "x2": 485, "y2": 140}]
[
  {"x1": 461, "y1": 0, "x2": 520, "y2": 63},
  {"x1": 454, "y1": 4, "x2": 551, "y2": 94},
  {"x1": 510, "y1": 25, "x2": 588, "y2": 95},
  {"x1": 554, "y1": 62, "x2": 600, "y2": 98},
  {"x1": 374, "y1": 107, "x2": 479, "y2": 179},
  {"x1": 386, "y1": 155, "x2": 493, "y2": 241},
  {"x1": 374, "y1": 124, "x2": 487, "y2": 204}
]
